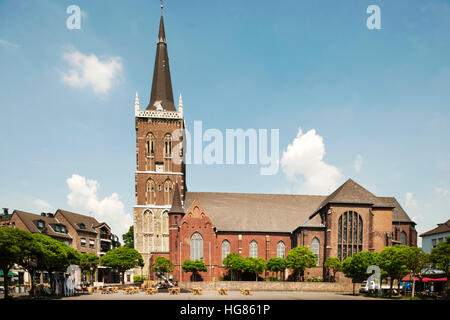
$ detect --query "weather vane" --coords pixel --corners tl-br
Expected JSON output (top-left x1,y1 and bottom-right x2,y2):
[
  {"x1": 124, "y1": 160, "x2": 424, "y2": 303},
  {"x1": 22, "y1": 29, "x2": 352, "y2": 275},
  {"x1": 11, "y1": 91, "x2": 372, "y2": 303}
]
[{"x1": 161, "y1": 0, "x2": 163, "y2": 15}]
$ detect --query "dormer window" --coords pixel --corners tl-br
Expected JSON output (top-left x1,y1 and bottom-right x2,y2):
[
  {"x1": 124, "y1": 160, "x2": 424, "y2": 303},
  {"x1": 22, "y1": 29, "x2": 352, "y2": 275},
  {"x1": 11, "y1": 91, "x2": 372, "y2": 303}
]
[
  {"x1": 54, "y1": 225, "x2": 61, "y2": 232},
  {"x1": 37, "y1": 220, "x2": 45, "y2": 229},
  {"x1": 61, "y1": 226, "x2": 66, "y2": 233},
  {"x1": 79, "y1": 223, "x2": 86, "y2": 230}
]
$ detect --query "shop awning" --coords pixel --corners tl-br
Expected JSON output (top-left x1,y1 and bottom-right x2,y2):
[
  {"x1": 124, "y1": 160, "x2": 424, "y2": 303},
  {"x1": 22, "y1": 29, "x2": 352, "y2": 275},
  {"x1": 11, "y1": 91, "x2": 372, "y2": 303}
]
[
  {"x1": 401, "y1": 276, "x2": 420, "y2": 282},
  {"x1": 422, "y1": 277, "x2": 447, "y2": 283},
  {"x1": 0, "y1": 270, "x2": 18, "y2": 277}
]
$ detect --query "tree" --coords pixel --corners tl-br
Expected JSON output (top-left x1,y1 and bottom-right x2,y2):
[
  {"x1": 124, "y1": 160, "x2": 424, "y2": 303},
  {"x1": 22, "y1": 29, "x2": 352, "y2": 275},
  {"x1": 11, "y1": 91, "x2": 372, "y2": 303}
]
[
  {"x1": 79, "y1": 253, "x2": 100, "y2": 284},
  {"x1": 267, "y1": 257, "x2": 287, "y2": 281},
  {"x1": 100, "y1": 247, "x2": 143, "y2": 284},
  {"x1": 182, "y1": 260, "x2": 207, "y2": 282},
  {"x1": 285, "y1": 246, "x2": 316, "y2": 282},
  {"x1": 324, "y1": 257, "x2": 342, "y2": 282},
  {"x1": 342, "y1": 251, "x2": 379, "y2": 294},
  {"x1": 245, "y1": 258, "x2": 267, "y2": 281},
  {"x1": 430, "y1": 236, "x2": 450, "y2": 297},
  {"x1": 151, "y1": 256, "x2": 174, "y2": 279},
  {"x1": 223, "y1": 253, "x2": 247, "y2": 281},
  {"x1": 122, "y1": 225, "x2": 134, "y2": 249},
  {"x1": 31, "y1": 234, "x2": 80, "y2": 295},
  {"x1": 0, "y1": 227, "x2": 33, "y2": 299},
  {"x1": 19, "y1": 233, "x2": 48, "y2": 297},
  {"x1": 377, "y1": 245, "x2": 409, "y2": 294},
  {"x1": 403, "y1": 246, "x2": 429, "y2": 297}
]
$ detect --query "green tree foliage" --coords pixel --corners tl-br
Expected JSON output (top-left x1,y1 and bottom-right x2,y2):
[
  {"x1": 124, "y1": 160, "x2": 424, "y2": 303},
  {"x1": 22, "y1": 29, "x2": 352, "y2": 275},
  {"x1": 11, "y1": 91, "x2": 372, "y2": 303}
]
[
  {"x1": 342, "y1": 251, "x2": 378, "y2": 294},
  {"x1": 285, "y1": 246, "x2": 316, "y2": 281},
  {"x1": 430, "y1": 236, "x2": 450, "y2": 297},
  {"x1": 245, "y1": 257, "x2": 267, "y2": 281},
  {"x1": 267, "y1": 257, "x2": 287, "y2": 281},
  {"x1": 377, "y1": 245, "x2": 409, "y2": 293},
  {"x1": 182, "y1": 260, "x2": 207, "y2": 282},
  {"x1": 151, "y1": 256, "x2": 174, "y2": 275},
  {"x1": 100, "y1": 247, "x2": 143, "y2": 284},
  {"x1": 324, "y1": 257, "x2": 342, "y2": 282},
  {"x1": 0, "y1": 227, "x2": 33, "y2": 299},
  {"x1": 223, "y1": 253, "x2": 247, "y2": 281},
  {"x1": 79, "y1": 253, "x2": 100, "y2": 284},
  {"x1": 403, "y1": 246, "x2": 429, "y2": 297},
  {"x1": 122, "y1": 225, "x2": 134, "y2": 249}
]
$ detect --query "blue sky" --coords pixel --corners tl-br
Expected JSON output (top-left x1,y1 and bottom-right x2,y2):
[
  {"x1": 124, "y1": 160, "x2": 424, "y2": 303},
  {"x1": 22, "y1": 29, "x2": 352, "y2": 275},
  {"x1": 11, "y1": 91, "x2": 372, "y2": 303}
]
[{"x1": 1, "y1": 0, "x2": 449, "y2": 242}]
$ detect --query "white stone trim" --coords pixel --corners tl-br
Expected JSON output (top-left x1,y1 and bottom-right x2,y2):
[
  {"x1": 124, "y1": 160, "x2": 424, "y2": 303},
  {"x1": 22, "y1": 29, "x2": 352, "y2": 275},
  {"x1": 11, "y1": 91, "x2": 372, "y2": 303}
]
[
  {"x1": 136, "y1": 171, "x2": 183, "y2": 175},
  {"x1": 135, "y1": 110, "x2": 182, "y2": 119},
  {"x1": 134, "y1": 205, "x2": 171, "y2": 209}
]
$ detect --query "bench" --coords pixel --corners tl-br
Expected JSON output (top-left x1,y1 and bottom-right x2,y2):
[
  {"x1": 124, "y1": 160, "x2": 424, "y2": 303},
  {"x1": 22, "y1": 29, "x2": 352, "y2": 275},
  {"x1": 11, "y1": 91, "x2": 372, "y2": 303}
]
[
  {"x1": 168, "y1": 287, "x2": 180, "y2": 295},
  {"x1": 192, "y1": 287, "x2": 203, "y2": 295},
  {"x1": 240, "y1": 288, "x2": 253, "y2": 295},
  {"x1": 217, "y1": 288, "x2": 229, "y2": 295}
]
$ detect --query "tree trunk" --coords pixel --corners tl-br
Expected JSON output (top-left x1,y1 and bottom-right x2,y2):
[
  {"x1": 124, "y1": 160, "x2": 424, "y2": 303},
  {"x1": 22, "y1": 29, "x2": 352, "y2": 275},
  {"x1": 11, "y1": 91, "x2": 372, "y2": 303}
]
[
  {"x1": 412, "y1": 278, "x2": 416, "y2": 298},
  {"x1": 120, "y1": 271, "x2": 124, "y2": 285},
  {"x1": 352, "y1": 282, "x2": 356, "y2": 295},
  {"x1": 2, "y1": 266, "x2": 11, "y2": 299}
]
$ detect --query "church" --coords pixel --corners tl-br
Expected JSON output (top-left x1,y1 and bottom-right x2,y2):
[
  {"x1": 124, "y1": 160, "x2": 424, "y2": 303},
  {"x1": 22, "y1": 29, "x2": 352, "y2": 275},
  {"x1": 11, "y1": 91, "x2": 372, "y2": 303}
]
[{"x1": 133, "y1": 7, "x2": 417, "y2": 282}]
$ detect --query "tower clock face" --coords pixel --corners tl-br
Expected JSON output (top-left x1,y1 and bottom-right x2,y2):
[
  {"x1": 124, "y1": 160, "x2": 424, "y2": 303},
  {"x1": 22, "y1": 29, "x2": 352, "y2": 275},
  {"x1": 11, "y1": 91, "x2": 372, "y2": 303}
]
[{"x1": 156, "y1": 164, "x2": 164, "y2": 172}]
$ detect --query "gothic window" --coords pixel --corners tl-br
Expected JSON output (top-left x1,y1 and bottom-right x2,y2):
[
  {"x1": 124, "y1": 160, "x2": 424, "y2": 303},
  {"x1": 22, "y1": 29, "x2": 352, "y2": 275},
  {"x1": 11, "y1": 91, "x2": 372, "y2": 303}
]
[
  {"x1": 146, "y1": 133, "x2": 155, "y2": 155},
  {"x1": 249, "y1": 240, "x2": 258, "y2": 258},
  {"x1": 277, "y1": 241, "x2": 285, "y2": 259},
  {"x1": 337, "y1": 211, "x2": 363, "y2": 261},
  {"x1": 311, "y1": 238, "x2": 320, "y2": 265},
  {"x1": 400, "y1": 231, "x2": 407, "y2": 246},
  {"x1": 222, "y1": 240, "x2": 231, "y2": 262},
  {"x1": 162, "y1": 211, "x2": 169, "y2": 234},
  {"x1": 146, "y1": 179, "x2": 156, "y2": 205},
  {"x1": 190, "y1": 232, "x2": 203, "y2": 261},
  {"x1": 163, "y1": 179, "x2": 173, "y2": 205},
  {"x1": 164, "y1": 134, "x2": 172, "y2": 157}
]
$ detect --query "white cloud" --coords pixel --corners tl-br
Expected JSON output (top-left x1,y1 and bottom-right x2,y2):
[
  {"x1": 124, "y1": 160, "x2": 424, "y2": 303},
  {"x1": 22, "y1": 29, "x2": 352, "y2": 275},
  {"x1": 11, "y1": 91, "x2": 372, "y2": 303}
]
[
  {"x1": 354, "y1": 154, "x2": 363, "y2": 173},
  {"x1": 61, "y1": 49, "x2": 123, "y2": 94},
  {"x1": 0, "y1": 39, "x2": 19, "y2": 48},
  {"x1": 32, "y1": 199, "x2": 54, "y2": 212},
  {"x1": 405, "y1": 192, "x2": 418, "y2": 209},
  {"x1": 66, "y1": 174, "x2": 132, "y2": 239},
  {"x1": 435, "y1": 187, "x2": 449, "y2": 197},
  {"x1": 281, "y1": 127, "x2": 342, "y2": 194}
]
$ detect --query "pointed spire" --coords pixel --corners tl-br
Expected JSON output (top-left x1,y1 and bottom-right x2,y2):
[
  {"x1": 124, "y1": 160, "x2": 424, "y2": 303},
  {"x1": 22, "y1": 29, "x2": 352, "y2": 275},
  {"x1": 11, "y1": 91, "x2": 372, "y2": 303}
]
[
  {"x1": 147, "y1": 4, "x2": 175, "y2": 111},
  {"x1": 169, "y1": 182, "x2": 184, "y2": 214},
  {"x1": 135, "y1": 91, "x2": 140, "y2": 112}
]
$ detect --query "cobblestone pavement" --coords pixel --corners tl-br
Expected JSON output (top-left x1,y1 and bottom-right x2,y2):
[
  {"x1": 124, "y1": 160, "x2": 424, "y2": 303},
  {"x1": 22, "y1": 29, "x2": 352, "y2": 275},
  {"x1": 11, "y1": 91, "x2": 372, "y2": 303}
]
[{"x1": 59, "y1": 290, "x2": 384, "y2": 300}]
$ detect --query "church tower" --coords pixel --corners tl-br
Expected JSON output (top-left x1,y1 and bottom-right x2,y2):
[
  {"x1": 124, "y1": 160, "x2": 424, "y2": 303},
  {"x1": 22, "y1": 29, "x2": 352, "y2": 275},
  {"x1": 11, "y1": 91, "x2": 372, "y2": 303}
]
[{"x1": 133, "y1": 4, "x2": 186, "y2": 276}]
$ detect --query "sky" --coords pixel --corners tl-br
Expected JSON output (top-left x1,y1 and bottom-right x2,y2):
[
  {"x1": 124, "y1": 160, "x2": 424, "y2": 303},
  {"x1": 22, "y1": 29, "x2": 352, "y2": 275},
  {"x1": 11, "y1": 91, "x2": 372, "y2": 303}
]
[{"x1": 1, "y1": 0, "x2": 450, "y2": 244}]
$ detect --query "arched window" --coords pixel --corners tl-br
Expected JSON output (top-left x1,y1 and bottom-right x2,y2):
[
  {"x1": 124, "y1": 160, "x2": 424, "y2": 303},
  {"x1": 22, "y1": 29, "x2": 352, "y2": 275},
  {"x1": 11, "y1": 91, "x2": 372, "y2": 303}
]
[
  {"x1": 162, "y1": 211, "x2": 169, "y2": 234},
  {"x1": 400, "y1": 231, "x2": 407, "y2": 246},
  {"x1": 163, "y1": 179, "x2": 173, "y2": 205},
  {"x1": 311, "y1": 238, "x2": 320, "y2": 265},
  {"x1": 222, "y1": 240, "x2": 231, "y2": 262},
  {"x1": 146, "y1": 179, "x2": 156, "y2": 205},
  {"x1": 145, "y1": 133, "x2": 155, "y2": 156},
  {"x1": 249, "y1": 240, "x2": 258, "y2": 258},
  {"x1": 337, "y1": 211, "x2": 363, "y2": 261},
  {"x1": 190, "y1": 232, "x2": 203, "y2": 261},
  {"x1": 164, "y1": 134, "x2": 172, "y2": 157},
  {"x1": 143, "y1": 210, "x2": 153, "y2": 233},
  {"x1": 277, "y1": 241, "x2": 285, "y2": 259}
]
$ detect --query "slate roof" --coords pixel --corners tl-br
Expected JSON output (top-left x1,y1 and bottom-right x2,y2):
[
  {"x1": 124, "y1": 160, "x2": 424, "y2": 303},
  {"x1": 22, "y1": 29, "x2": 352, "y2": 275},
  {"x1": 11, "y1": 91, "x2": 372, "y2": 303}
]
[
  {"x1": 184, "y1": 179, "x2": 415, "y2": 233},
  {"x1": 56, "y1": 209, "x2": 101, "y2": 234},
  {"x1": 184, "y1": 192, "x2": 326, "y2": 233},
  {"x1": 147, "y1": 15, "x2": 176, "y2": 111},
  {"x1": 378, "y1": 197, "x2": 414, "y2": 223},
  {"x1": 13, "y1": 210, "x2": 72, "y2": 240},
  {"x1": 420, "y1": 219, "x2": 450, "y2": 237}
]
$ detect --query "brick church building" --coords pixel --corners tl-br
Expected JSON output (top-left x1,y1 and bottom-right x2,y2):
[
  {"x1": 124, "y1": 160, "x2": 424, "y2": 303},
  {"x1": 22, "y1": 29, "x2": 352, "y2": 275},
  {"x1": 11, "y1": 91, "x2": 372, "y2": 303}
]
[{"x1": 133, "y1": 8, "x2": 417, "y2": 282}]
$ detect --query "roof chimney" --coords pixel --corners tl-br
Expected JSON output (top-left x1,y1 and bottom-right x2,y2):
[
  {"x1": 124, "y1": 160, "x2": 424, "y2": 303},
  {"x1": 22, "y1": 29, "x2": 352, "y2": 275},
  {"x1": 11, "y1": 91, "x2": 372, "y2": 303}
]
[
  {"x1": 2, "y1": 208, "x2": 8, "y2": 215},
  {"x1": 41, "y1": 212, "x2": 46, "y2": 216}
]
